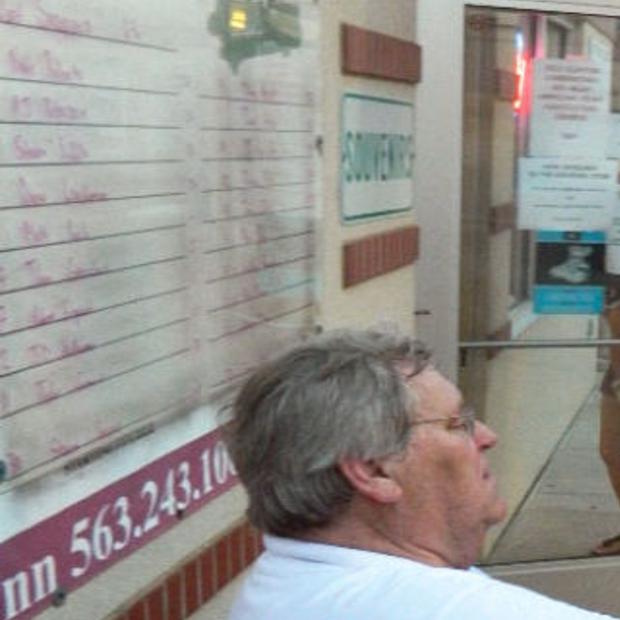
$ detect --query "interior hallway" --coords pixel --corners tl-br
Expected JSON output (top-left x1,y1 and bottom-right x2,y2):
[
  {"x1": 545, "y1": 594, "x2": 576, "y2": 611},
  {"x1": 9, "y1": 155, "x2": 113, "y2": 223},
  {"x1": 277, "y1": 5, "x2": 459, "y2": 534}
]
[{"x1": 486, "y1": 383, "x2": 620, "y2": 565}]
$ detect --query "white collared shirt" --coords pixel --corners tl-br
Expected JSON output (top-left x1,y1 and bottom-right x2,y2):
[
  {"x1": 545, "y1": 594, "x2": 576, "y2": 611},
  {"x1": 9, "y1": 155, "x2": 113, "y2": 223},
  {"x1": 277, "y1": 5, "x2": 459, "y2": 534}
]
[{"x1": 229, "y1": 535, "x2": 616, "y2": 620}]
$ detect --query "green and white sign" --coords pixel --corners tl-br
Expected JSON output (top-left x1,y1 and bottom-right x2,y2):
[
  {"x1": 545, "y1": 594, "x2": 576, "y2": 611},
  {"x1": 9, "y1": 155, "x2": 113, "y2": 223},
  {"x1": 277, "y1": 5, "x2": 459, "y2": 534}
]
[{"x1": 341, "y1": 94, "x2": 414, "y2": 221}]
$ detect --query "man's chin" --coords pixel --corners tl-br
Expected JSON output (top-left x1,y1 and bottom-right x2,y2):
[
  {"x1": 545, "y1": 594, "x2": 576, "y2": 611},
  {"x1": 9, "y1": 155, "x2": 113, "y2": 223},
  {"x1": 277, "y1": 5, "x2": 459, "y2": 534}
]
[{"x1": 489, "y1": 498, "x2": 508, "y2": 525}]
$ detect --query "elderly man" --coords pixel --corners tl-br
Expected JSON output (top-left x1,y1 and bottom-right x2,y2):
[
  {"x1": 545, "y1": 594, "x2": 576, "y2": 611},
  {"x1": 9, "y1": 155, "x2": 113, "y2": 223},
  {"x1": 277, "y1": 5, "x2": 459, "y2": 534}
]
[{"x1": 226, "y1": 329, "x2": 616, "y2": 619}]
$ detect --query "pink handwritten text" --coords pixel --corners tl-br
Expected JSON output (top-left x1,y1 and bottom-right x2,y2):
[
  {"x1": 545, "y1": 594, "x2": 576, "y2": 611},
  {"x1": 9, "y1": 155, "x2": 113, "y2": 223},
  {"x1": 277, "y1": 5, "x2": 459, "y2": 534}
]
[
  {"x1": 29, "y1": 305, "x2": 56, "y2": 327},
  {"x1": 34, "y1": 378, "x2": 59, "y2": 403},
  {"x1": 19, "y1": 220, "x2": 48, "y2": 245},
  {"x1": 0, "y1": 4, "x2": 22, "y2": 23},
  {"x1": 23, "y1": 257, "x2": 53, "y2": 285},
  {"x1": 11, "y1": 94, "x2": 87, "y2": 121},
  {"x1": 5, "y1": 451, "x2": 22, "y2": 476},
  {"x1": 17, "y1": 177, "x2": 47, "y2": 206},
  {"x1": 241, "y1": 80, "x2": 258, "y2": 99},
  {"x1": 7, "y1": 48, "x2": 34, "y2": 76},
  {"x1": 64, "y1": 257, "x2": 106, "y2": 280},
  {"x1": 34, "y1": 1, "x2": 92, "y2": 35},
  {"x1": 13, "y1": 134, "x2": 47, "y2": 161},
  {"x1": 12, "y1": 135, "x2": 89, "y2": 162},
  {"x1": 42, "y1": 49, "x2": 83, "y2": 81},
  {"x1": 59, "y1": 335, "x2": 94, "y2": 357},
  {"x1": 27, "y1": 336, "x2": 93, "y2": 367},
  {"x1": 66, "y1": 219, "x2": 90, "y2": 241},
  {"x1": 123, "y1": 17, "x2": 142, "y2": 41},
  {"x1": 59, "y1": 136, "x2": 88, "y2": 162},
  {"x1": 27, "y1": 343, "x2": 53, "y2": 365},
  {"x1": 96, "y1": 424, "x2": 120, "y2": 439},
  {"x1": 260, "y1": 82, "x2": 278, "y2": 101},
  {"x1": 8, "y1": 48, "x2": 83, "y2": 82},
  {"x1": 63, "y1": 181, "x2": 107, "y2": 202},
  {"x1": 57, "y1": 298, "x2": 93, "y2": 319},
  {"x1": 49, "y1": 438, "x2": 80, "y2": 457}
]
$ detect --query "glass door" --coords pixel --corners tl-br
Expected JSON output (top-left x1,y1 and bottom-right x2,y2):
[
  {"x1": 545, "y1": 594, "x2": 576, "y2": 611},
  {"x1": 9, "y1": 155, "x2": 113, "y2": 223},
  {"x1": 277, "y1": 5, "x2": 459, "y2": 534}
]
[{"x1": 460, "y1": 6, "x2": 620, "y2": 574}]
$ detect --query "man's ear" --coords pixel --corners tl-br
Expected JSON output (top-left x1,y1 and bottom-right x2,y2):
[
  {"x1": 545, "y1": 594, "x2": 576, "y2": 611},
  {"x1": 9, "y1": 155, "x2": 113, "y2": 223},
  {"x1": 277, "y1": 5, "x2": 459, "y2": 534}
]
[{"x1": 338, "y1": 458, "x2": 403, "y2": 504}]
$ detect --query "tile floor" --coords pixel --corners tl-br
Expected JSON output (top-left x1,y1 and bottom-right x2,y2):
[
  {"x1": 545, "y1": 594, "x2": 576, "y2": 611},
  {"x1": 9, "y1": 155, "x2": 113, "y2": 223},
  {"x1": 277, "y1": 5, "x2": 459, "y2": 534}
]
[{"x1": 485, "y1": 384, "x2": 620, "y2": 565}]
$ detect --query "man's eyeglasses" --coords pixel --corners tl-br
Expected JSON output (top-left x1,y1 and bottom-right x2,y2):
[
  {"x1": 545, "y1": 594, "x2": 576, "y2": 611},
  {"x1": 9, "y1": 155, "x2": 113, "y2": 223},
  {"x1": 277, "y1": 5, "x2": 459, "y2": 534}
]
[{"x1": 409, "y1": 407, "x2": 476, "y2": 437}]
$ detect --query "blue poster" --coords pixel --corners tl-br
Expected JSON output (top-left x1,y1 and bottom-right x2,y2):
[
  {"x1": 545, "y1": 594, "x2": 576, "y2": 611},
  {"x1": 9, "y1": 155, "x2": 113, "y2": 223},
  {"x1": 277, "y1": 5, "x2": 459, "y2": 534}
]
[{"x1": 533, "y1": 230, "x2": 605, "y2": 314}]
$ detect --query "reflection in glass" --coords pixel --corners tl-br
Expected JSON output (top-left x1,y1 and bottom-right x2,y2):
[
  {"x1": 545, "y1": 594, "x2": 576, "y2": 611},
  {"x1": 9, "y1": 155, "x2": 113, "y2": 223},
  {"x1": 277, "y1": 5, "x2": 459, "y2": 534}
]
[{"x1": 461, "y1": 8, "x2": 620, "y2": 565}]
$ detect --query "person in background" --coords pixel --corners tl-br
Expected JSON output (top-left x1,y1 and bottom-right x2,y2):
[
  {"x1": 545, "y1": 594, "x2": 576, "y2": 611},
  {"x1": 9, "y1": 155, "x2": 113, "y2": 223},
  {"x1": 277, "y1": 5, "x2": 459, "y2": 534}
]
[
  {"x1": 226, "y1": 328, "x2": 617, "y2": 619},
  {"x1": 595, "y1": 275, "x2": 620, "y2": 556}
]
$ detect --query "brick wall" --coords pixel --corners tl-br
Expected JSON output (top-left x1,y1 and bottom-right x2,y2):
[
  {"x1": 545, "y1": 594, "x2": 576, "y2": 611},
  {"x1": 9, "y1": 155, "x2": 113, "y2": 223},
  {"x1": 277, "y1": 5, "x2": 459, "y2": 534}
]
[{"x1": 110, "y1": 521, "x2": 262, "y2": 620}]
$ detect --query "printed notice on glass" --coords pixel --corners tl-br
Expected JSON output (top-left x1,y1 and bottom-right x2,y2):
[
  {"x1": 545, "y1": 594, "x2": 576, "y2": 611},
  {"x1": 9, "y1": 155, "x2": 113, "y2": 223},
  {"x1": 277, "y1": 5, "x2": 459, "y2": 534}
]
[
  {"x1": 517, "y1": 158, "x2": 615, "y2": 231},
  {"x1": 529, "y1": 59, "x2": 611, "y2": 158}
]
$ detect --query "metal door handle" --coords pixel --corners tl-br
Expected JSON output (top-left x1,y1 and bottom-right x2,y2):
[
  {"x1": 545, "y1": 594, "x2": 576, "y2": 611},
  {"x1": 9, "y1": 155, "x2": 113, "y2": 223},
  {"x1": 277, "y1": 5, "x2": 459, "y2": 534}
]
[{"x1": 460, "y1": 338, "x2": 620, "y2": 349}]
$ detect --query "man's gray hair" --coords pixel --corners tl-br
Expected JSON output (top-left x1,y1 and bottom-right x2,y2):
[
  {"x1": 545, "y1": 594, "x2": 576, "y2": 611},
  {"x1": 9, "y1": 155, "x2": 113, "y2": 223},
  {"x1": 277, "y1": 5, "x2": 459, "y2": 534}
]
[{"x1": 226, "y1": 328, "x2": 431, "y2": 536}]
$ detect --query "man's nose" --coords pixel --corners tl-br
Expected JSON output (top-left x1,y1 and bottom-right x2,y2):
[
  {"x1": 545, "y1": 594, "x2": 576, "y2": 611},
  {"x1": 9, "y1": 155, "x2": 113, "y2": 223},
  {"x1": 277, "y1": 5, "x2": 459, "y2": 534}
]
[{"x1": 474, "y1": 420, "x2": 498, "y2": 450}]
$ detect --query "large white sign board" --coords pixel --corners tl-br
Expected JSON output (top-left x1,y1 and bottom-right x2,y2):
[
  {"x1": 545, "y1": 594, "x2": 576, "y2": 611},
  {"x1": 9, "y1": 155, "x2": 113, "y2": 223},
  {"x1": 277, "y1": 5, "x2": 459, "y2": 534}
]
[
  {"x1": 517, "y1": 157, "x2": 615, "y2": 230},
  {"x1": 0, "y1": 1, "x2": 319, "y2": 618}
]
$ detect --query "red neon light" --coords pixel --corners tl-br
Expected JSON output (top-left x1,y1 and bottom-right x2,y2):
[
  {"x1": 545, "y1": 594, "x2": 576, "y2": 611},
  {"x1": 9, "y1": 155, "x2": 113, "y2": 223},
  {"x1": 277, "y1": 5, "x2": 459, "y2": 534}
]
[{"x1": 513, "y1": 52, "x2": 528, "y2": 112}]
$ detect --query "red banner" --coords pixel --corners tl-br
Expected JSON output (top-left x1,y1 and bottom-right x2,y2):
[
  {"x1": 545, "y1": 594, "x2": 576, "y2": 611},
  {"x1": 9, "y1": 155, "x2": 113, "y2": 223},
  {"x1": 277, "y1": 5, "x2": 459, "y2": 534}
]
[{"x1": 0, "y1": 428, "x2": 237, "y2": 620}]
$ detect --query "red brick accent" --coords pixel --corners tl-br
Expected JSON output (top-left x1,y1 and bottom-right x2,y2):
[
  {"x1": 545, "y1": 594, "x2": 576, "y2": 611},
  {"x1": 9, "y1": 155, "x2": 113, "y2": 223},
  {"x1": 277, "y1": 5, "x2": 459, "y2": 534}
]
[
  {"x1": 229, "y1": 528, "x2": 243, "y2": 578},
  {"x1": 146, "y1": 588, "x2": 165, "y2": 620},
  {"x1": 112, "y1": 521, "x2": 262, "y2": 620},
  {"x1": 243, "y1": 522, "x2": 258, "y2": 564},
  {"x1": 166, "y1": 573, "x2": 183, "y2": 620},
  {"x1": 183, "y1": 560, "x2": 200, "y2": 616},
  {"x1": 127, "y1": 601, "x2": 146, "y2": 620},
  {"x1": 199, "y1": 547, "x2": 215, "y2": 603},
  {"x1": 343, "y1": 226, "x2": 419, "y2": 288},
  {"x1": 341, "y1": 23, "x2": 422, "y2": 84},
  {"x1": 215, "y1": 537, "x2": 231, "y2": 590}
]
